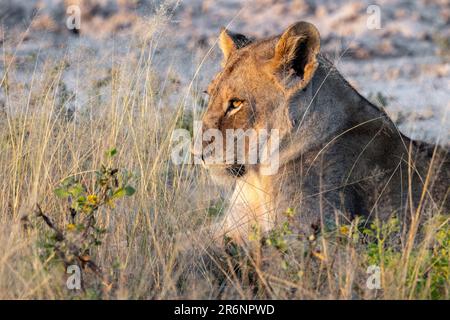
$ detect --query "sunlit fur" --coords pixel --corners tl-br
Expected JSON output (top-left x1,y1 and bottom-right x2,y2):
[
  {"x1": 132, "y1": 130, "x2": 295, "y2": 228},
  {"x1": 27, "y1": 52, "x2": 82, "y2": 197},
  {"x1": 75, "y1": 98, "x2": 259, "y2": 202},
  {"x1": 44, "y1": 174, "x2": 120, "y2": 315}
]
[{"x1": 201, "y1": 22, "x2": 450, "y2": 244}]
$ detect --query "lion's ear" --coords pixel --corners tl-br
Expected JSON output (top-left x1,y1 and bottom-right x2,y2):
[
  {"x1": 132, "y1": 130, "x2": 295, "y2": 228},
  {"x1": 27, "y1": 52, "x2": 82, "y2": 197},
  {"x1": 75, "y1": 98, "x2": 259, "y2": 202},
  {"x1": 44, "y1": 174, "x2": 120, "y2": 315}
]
[
  {"x1": 219, "y1": 28, "x2": 251, "y2": 64},
  {"x1": 271, "y1": 21, "x2": 320, "y2": 92}
]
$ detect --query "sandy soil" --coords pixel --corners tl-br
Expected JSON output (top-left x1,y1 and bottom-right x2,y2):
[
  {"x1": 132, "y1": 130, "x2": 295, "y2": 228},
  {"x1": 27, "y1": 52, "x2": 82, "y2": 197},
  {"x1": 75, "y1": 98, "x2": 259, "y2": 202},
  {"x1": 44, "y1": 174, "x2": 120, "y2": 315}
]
[{"x1": 1, "y1": 0, "x2": 449, "y2": 143}]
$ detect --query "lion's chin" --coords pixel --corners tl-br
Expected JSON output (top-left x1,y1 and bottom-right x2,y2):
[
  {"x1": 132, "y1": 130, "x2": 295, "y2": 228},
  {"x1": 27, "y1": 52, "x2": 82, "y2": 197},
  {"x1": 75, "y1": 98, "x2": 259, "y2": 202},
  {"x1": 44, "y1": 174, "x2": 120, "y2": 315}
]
[{"x1": 206, "y1": 164, "x2": 247, "y2": 186}]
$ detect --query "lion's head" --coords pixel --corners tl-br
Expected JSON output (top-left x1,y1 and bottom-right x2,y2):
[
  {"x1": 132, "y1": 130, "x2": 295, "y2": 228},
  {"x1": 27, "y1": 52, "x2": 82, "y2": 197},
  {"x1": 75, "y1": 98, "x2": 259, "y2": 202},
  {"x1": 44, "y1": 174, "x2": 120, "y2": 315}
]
[{"x1": 196, "y1": 21, "x2": 321, "y2": 183}]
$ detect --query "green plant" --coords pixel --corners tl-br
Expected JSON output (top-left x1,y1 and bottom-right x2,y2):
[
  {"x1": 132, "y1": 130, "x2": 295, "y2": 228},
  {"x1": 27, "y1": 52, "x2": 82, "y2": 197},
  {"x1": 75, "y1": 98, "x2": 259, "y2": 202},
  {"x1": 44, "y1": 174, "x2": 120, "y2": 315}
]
[{"x1": 24, "y1": 148, "x2": 136, "y2": 291}]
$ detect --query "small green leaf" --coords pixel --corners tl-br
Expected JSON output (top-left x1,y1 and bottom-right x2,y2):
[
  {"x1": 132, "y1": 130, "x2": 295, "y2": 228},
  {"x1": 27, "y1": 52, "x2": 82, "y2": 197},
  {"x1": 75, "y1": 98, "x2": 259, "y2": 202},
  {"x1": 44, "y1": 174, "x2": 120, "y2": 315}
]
[
  {"x1": 113, "y1": 188, "x2": 126, "y2": 199},
  {"x1": 124, "y1": 186, "x2": 136, "y2": 196},
  {"x1": 105, "y1": 148, "x2": 117, "y2": 158},
  {"x1": 54, "y1": 187, "x2": 69, "y2": 198},
  {"x1": 76, "y1": 196, "x2": 86, "y2": 205},
  {"x1": 68, "y1": 183, "x2": 84, "y2": 197}
]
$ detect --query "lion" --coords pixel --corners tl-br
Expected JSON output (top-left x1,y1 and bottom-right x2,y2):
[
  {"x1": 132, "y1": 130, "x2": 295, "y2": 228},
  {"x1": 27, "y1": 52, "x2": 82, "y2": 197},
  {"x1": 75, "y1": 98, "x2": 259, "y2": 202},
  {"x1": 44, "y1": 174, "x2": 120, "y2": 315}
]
[{"x1": 195, "y1": 21, "x2": 449, "y2": 244}]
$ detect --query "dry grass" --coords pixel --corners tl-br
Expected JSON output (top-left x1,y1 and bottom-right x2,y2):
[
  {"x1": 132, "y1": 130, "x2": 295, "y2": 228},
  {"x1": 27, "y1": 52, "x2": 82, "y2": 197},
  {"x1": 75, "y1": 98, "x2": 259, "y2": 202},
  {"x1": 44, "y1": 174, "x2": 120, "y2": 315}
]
[{"x1": 0, "y1": 10, "x2": 448, "y2": 300}]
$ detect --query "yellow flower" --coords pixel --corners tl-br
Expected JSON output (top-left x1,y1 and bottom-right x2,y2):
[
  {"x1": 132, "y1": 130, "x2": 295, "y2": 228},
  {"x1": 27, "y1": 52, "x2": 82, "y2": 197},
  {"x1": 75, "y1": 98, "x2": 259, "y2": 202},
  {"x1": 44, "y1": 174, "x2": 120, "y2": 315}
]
[
  {"x1": 340, "y1": 225, "x2": 350, "y2": 236},
  {"x1": 284, "y1": 208, "x2": 295, "y2": 218},
  {"x1": 87, "y1": 194, "x2": 98, "y2": 205},
  {"x1": 312, "y1": 251, "x2": 326, "y2": 262},
  {"x1": 67, "y1": 223, "x2": 76, "y2": 231}
]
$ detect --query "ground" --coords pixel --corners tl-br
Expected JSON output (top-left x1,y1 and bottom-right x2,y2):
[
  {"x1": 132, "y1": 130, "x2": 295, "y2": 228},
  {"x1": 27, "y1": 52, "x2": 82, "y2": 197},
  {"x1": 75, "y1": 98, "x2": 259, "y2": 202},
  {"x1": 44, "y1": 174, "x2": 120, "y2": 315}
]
[{"x1": 2, "y1": 0, "x2": 449, "y2": 142}]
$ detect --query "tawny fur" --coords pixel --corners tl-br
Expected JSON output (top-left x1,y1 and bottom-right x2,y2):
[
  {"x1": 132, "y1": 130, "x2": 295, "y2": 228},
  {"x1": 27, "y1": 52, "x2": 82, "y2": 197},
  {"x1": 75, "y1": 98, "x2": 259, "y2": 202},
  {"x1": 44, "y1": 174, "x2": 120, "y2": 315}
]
[{"x1": 200, "y1": 22, "x2": 449, "y2": 244}]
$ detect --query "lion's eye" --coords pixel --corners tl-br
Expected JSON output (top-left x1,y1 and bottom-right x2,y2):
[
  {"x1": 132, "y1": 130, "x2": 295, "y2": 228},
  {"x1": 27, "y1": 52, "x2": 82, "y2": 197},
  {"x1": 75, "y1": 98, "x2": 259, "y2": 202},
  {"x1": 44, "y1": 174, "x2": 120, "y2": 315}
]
[{"x1": 226, "y1": 99, "x2": 244, "y2": 114}]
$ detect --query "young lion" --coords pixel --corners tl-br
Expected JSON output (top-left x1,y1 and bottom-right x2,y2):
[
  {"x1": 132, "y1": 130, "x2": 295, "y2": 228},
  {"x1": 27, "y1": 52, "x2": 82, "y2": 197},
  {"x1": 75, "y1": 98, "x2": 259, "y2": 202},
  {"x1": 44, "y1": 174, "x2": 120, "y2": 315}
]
[{"x1": 195, "y1": 21, "x2": 449, "y2": 244}]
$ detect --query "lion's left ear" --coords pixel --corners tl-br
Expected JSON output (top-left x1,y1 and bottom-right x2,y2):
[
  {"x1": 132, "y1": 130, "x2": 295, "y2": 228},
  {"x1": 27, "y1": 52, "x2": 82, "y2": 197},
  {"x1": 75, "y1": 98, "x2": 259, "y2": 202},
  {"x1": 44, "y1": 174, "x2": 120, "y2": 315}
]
[
  {"x1": 219, "y1": 28, "x2": 251, "y2": 65},
  {"x1": 271, "y1": 21, "x2": 320, "y2": 93}
]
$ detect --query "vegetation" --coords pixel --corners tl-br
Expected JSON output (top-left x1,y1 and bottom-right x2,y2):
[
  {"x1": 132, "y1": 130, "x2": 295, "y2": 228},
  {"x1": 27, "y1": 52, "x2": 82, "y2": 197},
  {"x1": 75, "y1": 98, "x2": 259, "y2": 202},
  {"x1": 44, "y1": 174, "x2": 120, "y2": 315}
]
[{"x1": 0, "y1": 9, "x2": 448, "y2": 300}]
